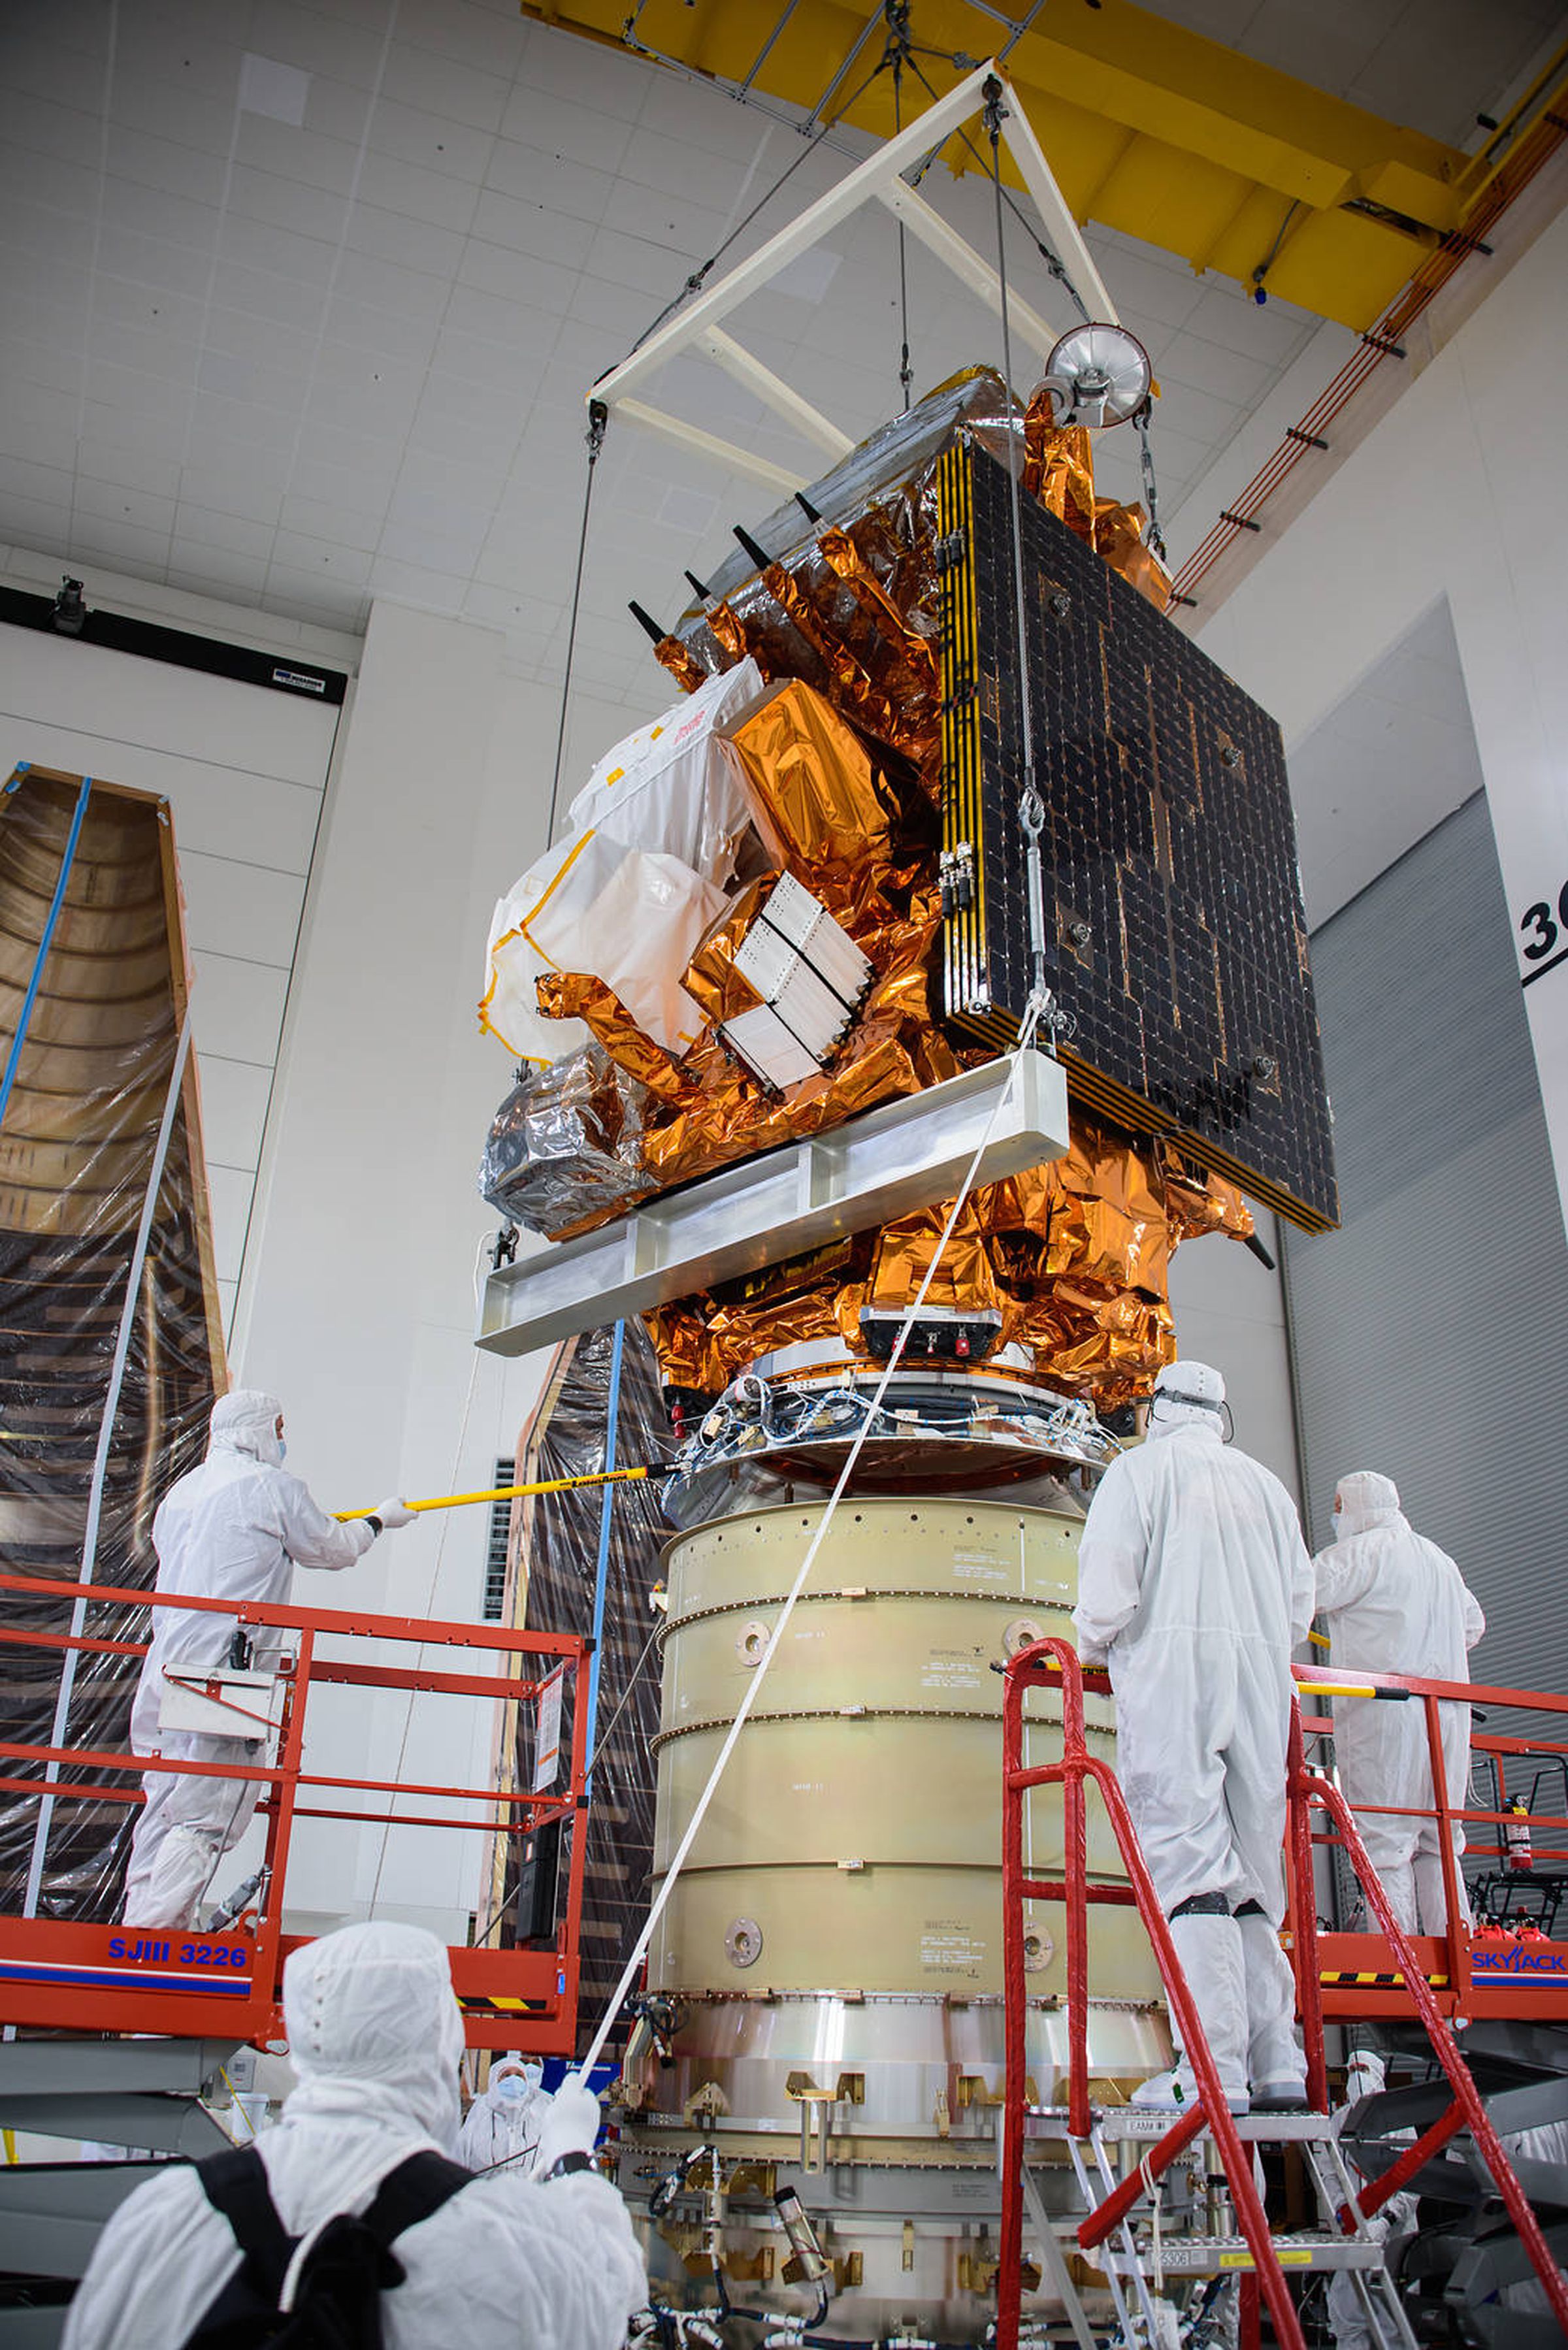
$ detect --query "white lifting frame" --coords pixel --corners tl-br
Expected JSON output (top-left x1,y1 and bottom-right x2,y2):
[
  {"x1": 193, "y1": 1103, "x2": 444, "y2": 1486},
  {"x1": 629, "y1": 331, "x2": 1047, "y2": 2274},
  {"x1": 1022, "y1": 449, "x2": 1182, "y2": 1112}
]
[
  {"x1": 476, "y1": 1049, "x2": 1071, "y2": 1360},
  {"x1": 589, "y1": 58, "x2": 1119, "y2": 489}
]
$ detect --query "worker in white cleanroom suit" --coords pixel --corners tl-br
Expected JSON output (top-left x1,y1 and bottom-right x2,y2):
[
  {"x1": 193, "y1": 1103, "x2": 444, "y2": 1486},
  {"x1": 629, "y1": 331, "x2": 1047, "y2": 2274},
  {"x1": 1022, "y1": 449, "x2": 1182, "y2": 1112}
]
[
  {"x1": 122, "y1": 1389, "x2": 412, "y2": 1932},
  {"x1": 459, "y1": 2055, "x2": 552, "y2": 2174},
  {"x1": 1314, "y1": 1471, "x2": 1485, "y2": 1934},
  {"x1": 62, "y1": 1921, "x2": 647, "y2": 2349},
  {"x1": 1073, "y1": 1360, "x2": 1316, "y2": 2114}
]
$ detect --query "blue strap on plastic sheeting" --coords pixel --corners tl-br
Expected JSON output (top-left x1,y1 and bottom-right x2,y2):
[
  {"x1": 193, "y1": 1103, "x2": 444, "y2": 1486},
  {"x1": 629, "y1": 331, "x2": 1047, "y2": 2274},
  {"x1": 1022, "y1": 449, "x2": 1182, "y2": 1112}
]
[
  {"x1": 0, "y1": 773, "x2": 92, "y2": 1136},
  {"x1": 583, "y1": 1320, "x2": 625, "y2": 1799}
]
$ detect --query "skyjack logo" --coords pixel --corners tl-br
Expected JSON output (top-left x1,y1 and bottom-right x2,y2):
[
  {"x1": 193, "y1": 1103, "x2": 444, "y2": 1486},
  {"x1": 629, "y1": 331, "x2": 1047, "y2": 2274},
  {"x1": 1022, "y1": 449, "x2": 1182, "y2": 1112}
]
[{"x1": 1471, "y1": 1946, "x2": 1568, "y2": 1978}]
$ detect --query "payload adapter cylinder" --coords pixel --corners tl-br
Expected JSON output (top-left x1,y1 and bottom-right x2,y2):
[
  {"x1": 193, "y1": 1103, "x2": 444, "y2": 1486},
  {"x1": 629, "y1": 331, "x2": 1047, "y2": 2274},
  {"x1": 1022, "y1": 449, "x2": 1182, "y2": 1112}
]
[{"x1": 619, "y1": 1493, "x2": 1167, "y2": 2343}]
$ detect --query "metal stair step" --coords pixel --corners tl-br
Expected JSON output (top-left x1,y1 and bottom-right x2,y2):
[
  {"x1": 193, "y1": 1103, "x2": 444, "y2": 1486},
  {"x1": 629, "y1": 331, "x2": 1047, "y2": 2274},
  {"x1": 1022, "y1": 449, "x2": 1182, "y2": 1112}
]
[
  {"x1": 1104, "y1": 2231, "x2": 1389, "y2": 2278},
  {"x1": 1025, "y1": 2103, "x2": 1341, "y2": 2142}
]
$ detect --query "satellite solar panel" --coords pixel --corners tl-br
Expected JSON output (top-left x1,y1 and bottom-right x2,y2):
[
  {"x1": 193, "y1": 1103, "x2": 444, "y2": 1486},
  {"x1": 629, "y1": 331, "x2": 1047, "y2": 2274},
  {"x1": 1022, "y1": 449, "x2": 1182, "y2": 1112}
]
[{"x1": 938, "y1": 438, "x2": 1338, "y2": 1232}]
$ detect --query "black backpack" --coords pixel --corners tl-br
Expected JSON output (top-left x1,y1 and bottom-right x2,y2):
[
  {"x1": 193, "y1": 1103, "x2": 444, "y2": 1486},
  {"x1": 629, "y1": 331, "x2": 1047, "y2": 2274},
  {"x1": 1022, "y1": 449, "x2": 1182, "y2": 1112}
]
[{"x1": 182, "y1": 2143, "x2": 474, "y2": 2347}]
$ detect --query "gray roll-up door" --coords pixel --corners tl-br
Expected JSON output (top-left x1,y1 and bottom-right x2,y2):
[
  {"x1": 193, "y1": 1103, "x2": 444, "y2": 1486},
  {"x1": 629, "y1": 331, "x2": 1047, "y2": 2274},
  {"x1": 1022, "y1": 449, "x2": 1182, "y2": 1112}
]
[{"x1": 1282, "y1": 790, "x2": 1568, "y2": 1705}]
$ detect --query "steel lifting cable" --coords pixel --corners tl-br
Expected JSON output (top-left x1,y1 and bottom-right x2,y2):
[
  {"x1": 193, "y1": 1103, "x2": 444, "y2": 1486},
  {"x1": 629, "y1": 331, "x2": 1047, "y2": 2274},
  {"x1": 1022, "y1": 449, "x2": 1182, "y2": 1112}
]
[
  {"x1": 579, "y1": 994, "x2": 1051, "y2": 2075},
  {"x1": 613, "y1": 40, "x2": 904, "y2": 369},
  {"x1": 545, "y1": 33, "x2": 907, "y2": 842},
  {"x1": 900, "y1": 48, "x2": 1090, "y2": 327},
  {"x1": 886, "y1": 5, "x2": 915, "y2": 412},
  {"x1": 545, "y1": 397, "x2": 608, "y2": 848},
  {"x1": 1135, "y1": 408, "x2": 1167, "y2": 564},
  {"x1": 983, "y1": 75, "x2": 1053, "y2": 1010},
  {"x1": 892, "y1": 61, "x2": 913, "y2": 409}
]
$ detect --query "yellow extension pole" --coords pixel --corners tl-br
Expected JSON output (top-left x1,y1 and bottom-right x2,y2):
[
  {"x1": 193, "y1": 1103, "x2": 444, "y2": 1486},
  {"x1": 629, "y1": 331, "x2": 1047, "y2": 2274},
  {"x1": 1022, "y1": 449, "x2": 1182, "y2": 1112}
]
[
  {"x1": 1297, "y1": 1680, "x2": 1407, "y2": 1701},
  {"x1": 1026, "y1": 1652, "x2": 1394, "y2": 1701},
  {"x1": 333, "y1": 1464, "x2": 651, "y2": 1522}
]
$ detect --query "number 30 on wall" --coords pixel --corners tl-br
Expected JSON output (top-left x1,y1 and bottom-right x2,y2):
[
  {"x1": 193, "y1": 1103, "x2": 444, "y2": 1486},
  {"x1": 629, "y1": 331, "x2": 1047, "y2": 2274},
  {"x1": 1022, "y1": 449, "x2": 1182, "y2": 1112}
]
[{"x1": 1520, "y1": 885, "x2": 1568, "y2": 987}]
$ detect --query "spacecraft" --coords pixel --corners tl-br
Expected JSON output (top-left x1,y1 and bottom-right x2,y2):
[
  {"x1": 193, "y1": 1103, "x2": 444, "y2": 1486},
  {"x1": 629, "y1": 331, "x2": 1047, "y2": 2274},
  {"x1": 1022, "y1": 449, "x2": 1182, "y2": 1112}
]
[
  {"x1": 471, "y1": 336, "x2": 1336, "y2": 2340},
  {"x1": 478, "y1": 366, "x2": 1334, "y2": 1404}
]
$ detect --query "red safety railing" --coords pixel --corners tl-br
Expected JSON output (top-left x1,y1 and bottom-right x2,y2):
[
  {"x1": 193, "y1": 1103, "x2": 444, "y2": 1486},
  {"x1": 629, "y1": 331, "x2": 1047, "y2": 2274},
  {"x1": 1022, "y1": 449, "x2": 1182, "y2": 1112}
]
[
  {"x1": 1281, "y1": 1694, "x2": 1568, "y2": 2332},
  {"x1": 998, "y1": 1640, "x2": 1568, "y2": 2350},
  {"x1": 1290, "y1": 1659, "x2": 1568, "y2": 2023},
  {"x1": 998, "y1": 1637, "x2": 1307, "y2": 2350},
  {"x1": 0, "y1": 1569, "x2": 588, "y2": 2049}
]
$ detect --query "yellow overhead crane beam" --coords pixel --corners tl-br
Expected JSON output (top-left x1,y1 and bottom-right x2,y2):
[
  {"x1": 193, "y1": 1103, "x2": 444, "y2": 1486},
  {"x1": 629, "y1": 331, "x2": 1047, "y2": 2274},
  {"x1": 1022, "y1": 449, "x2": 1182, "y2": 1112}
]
[{"x1": 521, "y1": 0, "x2": 1561, "y2": 332}]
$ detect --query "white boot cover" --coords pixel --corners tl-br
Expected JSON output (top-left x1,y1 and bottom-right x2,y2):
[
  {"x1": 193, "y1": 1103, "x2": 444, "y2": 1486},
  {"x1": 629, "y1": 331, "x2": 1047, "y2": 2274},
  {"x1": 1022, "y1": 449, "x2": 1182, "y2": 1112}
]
[
  {"x1": 1134, "y1": 1912, "x2": 1250, "y2": 2113},
  {"x1": 1237, "y1": 1908, "x2": 1306, "y2": 2102}
]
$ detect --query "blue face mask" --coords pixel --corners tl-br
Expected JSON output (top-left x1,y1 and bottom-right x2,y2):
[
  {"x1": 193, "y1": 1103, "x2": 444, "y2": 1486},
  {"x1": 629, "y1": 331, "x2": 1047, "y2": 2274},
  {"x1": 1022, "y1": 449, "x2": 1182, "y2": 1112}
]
[
  {"x1": 495, "y1": 2071, "x2": 530, "y2": 2099},
  {"x1": 278, "y1": 1440, "x2": 287, "y2": 1461}
]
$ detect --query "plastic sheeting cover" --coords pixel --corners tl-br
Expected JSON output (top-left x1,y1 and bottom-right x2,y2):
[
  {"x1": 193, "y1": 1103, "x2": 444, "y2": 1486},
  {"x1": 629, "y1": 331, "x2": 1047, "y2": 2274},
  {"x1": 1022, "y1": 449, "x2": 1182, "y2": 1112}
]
[
  {"x1": 0, "y1": 768, "x2": 226, "y2": 1918},
  {"x1": 480, "y1": 657, "x2": 770, "y2": 1064},
  {"x1": 505, "y1": 1321, "x2": 667, "y2": 2057}
]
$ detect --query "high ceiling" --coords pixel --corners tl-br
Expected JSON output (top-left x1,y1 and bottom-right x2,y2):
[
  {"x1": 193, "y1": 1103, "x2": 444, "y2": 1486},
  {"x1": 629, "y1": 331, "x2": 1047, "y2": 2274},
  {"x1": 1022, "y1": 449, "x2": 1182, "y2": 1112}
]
[
  {"x1": 545, "y1": 0, "x2": 1565, "y2": 325},
  {"x1": 1047, "y1": 0, "x2": 1561, "y2": 151},
  {"x1": 0, "y1": 0, "x2": 1561, "y2": 716}
]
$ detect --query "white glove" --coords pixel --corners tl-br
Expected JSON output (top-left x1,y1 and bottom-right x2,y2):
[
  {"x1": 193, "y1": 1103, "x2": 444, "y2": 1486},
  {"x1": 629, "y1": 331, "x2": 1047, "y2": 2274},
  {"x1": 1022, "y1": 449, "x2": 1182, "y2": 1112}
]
[
  {"x1": 532, "y1": 2078, "x2": 602, "y2": 2176},
  {"x1": 373, "y1": 1496, "x2": 415, "y2": 1529}
]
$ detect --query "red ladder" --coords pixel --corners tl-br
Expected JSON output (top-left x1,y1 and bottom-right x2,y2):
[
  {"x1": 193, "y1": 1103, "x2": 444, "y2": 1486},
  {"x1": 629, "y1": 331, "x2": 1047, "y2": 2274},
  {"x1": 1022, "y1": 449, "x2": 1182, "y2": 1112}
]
[{"x1": 996, "y1": 1637, "x2": 1568, "y2": 2348}]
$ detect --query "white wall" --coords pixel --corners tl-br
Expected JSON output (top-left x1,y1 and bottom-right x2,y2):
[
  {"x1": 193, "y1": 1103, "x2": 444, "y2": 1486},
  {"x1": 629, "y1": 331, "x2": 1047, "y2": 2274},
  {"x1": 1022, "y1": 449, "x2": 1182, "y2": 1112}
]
[
  {"x1": 1168, "y1": 1214, "x2": 1298, "y2": 1502},
  {"x1": 1198, "y1": 205, "x2": 1568, "y2": 1233},
  {"x1": 0, "y1": 589, "x2": 342, "y2": 1337}
]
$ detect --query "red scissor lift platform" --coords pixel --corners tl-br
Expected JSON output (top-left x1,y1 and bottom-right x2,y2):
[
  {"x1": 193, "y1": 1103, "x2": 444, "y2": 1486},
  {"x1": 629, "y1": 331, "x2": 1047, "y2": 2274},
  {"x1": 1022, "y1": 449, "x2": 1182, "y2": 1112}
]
[
  {"x1": 1301, "y1": 1661, "x2": 1568, "y2": 2031},
  {"x1": 997, "y1": 1642, "x2": 1568, "y2": 2349},
  {"x1": 0, "y1": 1570, "x2": 590, "y2": 2049}
]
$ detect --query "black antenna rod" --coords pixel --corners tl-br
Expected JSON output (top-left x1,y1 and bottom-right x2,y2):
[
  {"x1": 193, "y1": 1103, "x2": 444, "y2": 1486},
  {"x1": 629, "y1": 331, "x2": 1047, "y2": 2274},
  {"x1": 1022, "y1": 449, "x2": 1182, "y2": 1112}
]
[
  {"x1": 628, "y1": 600, "x2": 666, "y2": 645},
  {"x1": 733, "y1": 524, "x2": 774, "y2": 572}
]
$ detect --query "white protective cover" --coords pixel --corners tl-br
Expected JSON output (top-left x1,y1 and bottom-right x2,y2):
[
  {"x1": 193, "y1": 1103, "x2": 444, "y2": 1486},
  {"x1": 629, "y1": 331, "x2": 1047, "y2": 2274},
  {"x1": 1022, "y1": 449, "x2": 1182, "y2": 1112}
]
[
  {"x1": 1313, "y1": 1471, "x2": 1485, "y2": 1932},
  {"x1": 1072, "y1": 1405, "x2": 1315, "y2": 1923},
  {"x1": 480, "y1": 657, "x2": 766, "y2": 1063},
  {"x1": 62, "y1": 1923, "x2": 647, "y2": 2350}
]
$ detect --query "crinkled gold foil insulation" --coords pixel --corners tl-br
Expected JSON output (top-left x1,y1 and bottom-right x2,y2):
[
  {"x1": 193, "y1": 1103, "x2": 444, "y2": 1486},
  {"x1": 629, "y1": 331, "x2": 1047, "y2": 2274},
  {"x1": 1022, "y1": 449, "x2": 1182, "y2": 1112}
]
[{"x1": 480, "y1": 369, "x2": 1256, "y2": 1412}]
